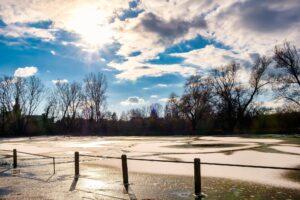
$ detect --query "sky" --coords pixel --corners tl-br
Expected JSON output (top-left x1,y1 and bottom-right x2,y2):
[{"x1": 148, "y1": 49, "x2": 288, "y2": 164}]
[{"x1": 0, "y1": 0, "x2": 299, "y2": 115}]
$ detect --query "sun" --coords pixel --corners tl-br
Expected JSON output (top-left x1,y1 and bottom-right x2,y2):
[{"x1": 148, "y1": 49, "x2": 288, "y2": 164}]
[{"x1": 65, "y1": 4, "x2": 114, "y2": 51}]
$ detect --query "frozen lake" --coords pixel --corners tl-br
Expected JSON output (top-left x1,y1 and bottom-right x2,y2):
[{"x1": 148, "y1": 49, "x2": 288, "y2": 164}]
[{"x1": 1, "y1": 135, "x2": 300, "y2": 189}]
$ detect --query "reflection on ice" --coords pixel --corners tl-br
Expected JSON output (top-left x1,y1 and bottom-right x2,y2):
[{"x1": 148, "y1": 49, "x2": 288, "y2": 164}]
[{"x1": 80, "y1": 178, "x2": 106, "y2": 190}]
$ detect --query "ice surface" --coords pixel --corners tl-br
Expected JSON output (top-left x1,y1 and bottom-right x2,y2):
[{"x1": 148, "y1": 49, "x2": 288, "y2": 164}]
[{"x1": 1, "y1": 136, "x2": 299, "y2": 189}]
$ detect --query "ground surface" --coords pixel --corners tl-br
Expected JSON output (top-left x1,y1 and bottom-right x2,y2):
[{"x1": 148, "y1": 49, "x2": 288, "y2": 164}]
[{"x1": 1, "y1": 135, "x2": 300, "y2": 199}]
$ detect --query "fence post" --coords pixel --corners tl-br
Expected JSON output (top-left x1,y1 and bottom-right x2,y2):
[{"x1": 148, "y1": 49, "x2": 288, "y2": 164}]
[
  {"x1": 194, "y1": 158, "x2": 201, "y2": 198},
  {"x1": 75, "y1": 152, "x2": 79, "y2": 177},
  {"x1": 53, "y1": 157, "x2": 56, "y2": 174},
  {"x1": 13, "y1": 149, "x2": 17, "y2": 168},
  {"x1": 121, "y1": 154, "x2": 129, "y2": 188}
]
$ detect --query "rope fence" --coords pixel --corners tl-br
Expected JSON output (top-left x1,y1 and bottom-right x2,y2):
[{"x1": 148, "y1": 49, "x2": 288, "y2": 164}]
[
  {"x1": 1, "y1": 149, "x2": 300, "y2": 199},
  {"x1": 80, "y1": 154, "x2": 300, "y2": 171},
  {"x1": 79, "y1": 152, "x2": 300, "y2": 199},
  {"x1": 0, "y1": 149, "x2": 56, "y2": 174}
]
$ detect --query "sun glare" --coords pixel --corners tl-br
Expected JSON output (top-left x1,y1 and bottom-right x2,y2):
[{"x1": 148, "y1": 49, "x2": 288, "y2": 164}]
[{"x1": 66, "y1": 5, "x2": 114, "y2": 51}]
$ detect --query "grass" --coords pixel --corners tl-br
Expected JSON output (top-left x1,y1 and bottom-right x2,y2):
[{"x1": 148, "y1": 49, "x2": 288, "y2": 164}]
[
  {"x1": 284, "y1": 165, "x2": 300, "y2": 183},
  {"x1": 250, "y1": 143, "x2": 300, "y2": 155},
  {"x1": 243, "y1": 134, "x2": 300, "y2": 145},
  {"x1": 129, "y1": 171, "x2": 300, "y2": 200},
  {"x1": 202, "y1": 177, "x2": 300, "y2": 200}
]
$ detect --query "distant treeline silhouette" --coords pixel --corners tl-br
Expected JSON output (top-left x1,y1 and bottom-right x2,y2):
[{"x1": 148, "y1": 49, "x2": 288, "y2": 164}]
[{"x1": 0, "y1": 42, "x2": 299, "y2": 136}]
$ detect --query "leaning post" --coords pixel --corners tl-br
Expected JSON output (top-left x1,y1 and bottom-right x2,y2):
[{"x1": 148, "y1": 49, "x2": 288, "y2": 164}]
[
  {"x1": 13, "y1": 149, "x2": 17, "y2": 168},
  {"x1": 53, "y1": 157, "x2": 56, "y2": 174},
  {"x1": 75, "y1": 152, "x2": 79, "y2": 177},
  {"x1": 194, "y1": 158, "x2": 201, "y2": 198},
  {"x1": 121, "y1": 154, "x2": 129, "y2": 189}
]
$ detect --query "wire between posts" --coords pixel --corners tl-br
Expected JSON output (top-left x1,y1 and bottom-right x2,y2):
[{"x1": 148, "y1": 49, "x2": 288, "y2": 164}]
[{"x1": 79, "y1": 154, "x2": 300, "y2": 171}]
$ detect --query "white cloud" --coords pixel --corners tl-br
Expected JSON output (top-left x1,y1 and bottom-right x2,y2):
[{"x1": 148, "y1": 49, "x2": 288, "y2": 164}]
[
  {"x1": 112, "y1": 0, "x2": 300, "y2": 80},
  {"x1": 205, "y1": 0, "x2": 300, "y2": 57},
  {"x1": 143, "y1": 83, "x2": 183, "y2": 91},
  {"x1": 150, "y1": 95, "x2": 159, "y2": 98},
  {"x1": 0, "y1": 0, "x2": 129, "y2": 50},
  {"x1": 2, "y1": 0, "x2": 299, "y2": 55},
  {"x1": 0, "y1": 25, "x2": 55, "y2": 41},
  {"x1": 1, "y1": 0, "x2": 300, "y2": 81},
  {"x1": 257, "y1": 99, "x2": 286, "y2": 113},
  {"x1": 52, "y1": 79, "x2": 68, "y2": 84},
  {"x1": 171, "y1": 45, "x2": 253, "y2": 69},
  {"x1": 155, "y1": 83, "x2": 183, "y2": 88},
  {"x1": 260, "y1": 99, "x2": 285, "y2": 109},
  {"x1": 120, "y1": 96, "x2": 146, "y2": 106},
  {"x1": 14, "y1": 66, "x2": 38, "y2": 77},
  {"x1": 159, "y1": 98, "x2": 169, "y2": 103},
  {"x1": 156, "y1": 84, "x2": 168, "y2": 88},
  {"x1": 108, "y1": 57, "x2": 196, "y2": 81},
  {"x1": 50, "y1": 50, "x2": 56, "y2": 55},
  {"x1": 236, "y1": 67, "x2": 251, "y2": 85}
]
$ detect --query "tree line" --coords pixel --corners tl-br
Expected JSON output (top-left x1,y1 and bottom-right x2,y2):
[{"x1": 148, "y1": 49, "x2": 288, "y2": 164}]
[{"x1": 0, "y1": 42, "x2": 299, "y2": 136}]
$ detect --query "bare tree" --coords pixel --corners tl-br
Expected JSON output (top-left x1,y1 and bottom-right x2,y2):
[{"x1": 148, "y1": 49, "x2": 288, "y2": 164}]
[
  {"x1": 23, "y1": 76, "x2": 44, "y2": 131},
  {"x1": 55, "y1": 81, "x2": 82, "y2": 122},
  {"x1": 128, "y1": 108, "x2": 147, "y2": 120},
  {"x1": 25, "y1": 76, "x2": 44, "y2": 116},
  {"x1": 165, "y1": 93, "x2": 181, "y2": 119},
  {"x1": 0, "y1": 76, "x2": 44, "y2": 133},
  {"x1": 55, "y1": 81, "x2": 72, "y2": 119},
  {"x1": 44, "y1": 90, "x2": 58, "y2": 120},
  {"x1": 180, "y1": 75, "x2": 213, "y2": 131},
  {"x1": 272, "y1": 42, "x2": 300, "y2": 108},
  {"x1": 212, "y1": 57, "x2": 270, "y2": 130},
  {"x1": 69, "y1": 82, "x2": 83, "y2": 121},
  {"x1": 12, "y1": 77, "x2": 26, "y2": 112},
  {"x1": 236, "y1": 57, "x2": 270, "y2": 119},
  {"x1": 81, "y1": 94, "x2": 93, "y2": 120},
  {"x1": 0, "y1": 76, "x2": 14, "y2": 113},
  {"x1": 84, "y1": 72, "x2": 107, "y2": 123},
  {"x1": 0, "y1": 76, "x2": 14, "y2": 132},
  {"x1": 10, "y1": 77, "x2": 27, "y2": 133}
]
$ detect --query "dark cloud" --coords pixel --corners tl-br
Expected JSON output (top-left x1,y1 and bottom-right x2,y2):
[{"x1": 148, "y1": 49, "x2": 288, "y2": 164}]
[
  {"x1": 25, "y1": 20, "x2": 53, "y2": 29},
  {"x1": 127, "y1": 97, "x2": 143, "y2": 103},
  {"x1": 223, "y1": 0, "x2": 300, "y2": 32},
  {"x1": 137, "y1": 66, "x2": 151, "y2": 69},
  {"x1": 138, "y1": 12, "x2": 206, "y2": 42}
]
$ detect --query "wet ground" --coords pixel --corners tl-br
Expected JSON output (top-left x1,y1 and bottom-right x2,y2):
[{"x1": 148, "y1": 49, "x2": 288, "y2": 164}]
[{"x1": 1, "y1": 135, "x2": 300, "y2": 199}]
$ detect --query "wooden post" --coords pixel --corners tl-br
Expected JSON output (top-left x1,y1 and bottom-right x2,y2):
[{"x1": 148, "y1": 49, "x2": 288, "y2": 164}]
[
  {"x1": 121, "y1": 154, "x2": 129, "y2": 187},
  {"x1": 194, "y1": 158, "x2": 201, "y2": 197},
  {"x1": 13, "y1": 149, "x2": 17, "y2": 168},
  {"x1": 53, "y1": 157, "x2": 56, "y2": 174},
  {"x1": 75, "y1": 152, "x2": 79, "y2": 177}
]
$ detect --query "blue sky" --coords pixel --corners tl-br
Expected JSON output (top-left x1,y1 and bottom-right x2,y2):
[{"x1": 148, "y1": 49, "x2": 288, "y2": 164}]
[{"x1": 0, "y1": 0, "x2": 299, "y2": 114}]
